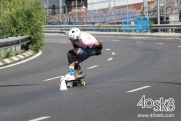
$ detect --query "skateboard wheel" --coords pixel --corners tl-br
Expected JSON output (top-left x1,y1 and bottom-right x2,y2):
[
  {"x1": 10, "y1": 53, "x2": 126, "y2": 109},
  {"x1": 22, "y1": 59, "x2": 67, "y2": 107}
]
[
  {"x1": 67, "y1": 82, "x2": 72, "y2": 88},
  {"x1": 80, "y1": 81, "x2": 85, "y2": 86}
]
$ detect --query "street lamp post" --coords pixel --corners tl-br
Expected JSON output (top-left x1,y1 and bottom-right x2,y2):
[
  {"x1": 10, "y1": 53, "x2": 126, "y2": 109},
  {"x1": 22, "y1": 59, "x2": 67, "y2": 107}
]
[
  {"x1": 157, "y1": 0, "x2": 160, "y2": 32},
  {"x1": 164, "y1": 0, "x2": 166, "y2": 24},
  {"x1": 91, "y1": 0, "x2": 93, "y2": 23},
  {"x1": 64, "y1": 3, "x2": 67, "y2": 14},
  {"x1": 157, "y1": 0, "x2": 160, "y2": 25},
  {"x1": 127, "y1": 0, "x2": 128, "y2": 24},
  {"x1": 76, "y1": 0, "x2": 77, "y2": 24},
  {"x1": 43, "y1": 0, "x2": 46, "y2": 23}
]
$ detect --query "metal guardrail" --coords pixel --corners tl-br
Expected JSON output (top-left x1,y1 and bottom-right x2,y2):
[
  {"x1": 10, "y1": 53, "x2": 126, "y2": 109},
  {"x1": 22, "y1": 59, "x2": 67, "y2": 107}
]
[
  {"x1": 152, "y1": 24, "x2": 181, "y2": 29},
  {"x1": 43, "y1": 24, "x2": 181, "y2": 33},
  {"x1": 0, "y1": 35, "x2": 30, "y2": 58}
]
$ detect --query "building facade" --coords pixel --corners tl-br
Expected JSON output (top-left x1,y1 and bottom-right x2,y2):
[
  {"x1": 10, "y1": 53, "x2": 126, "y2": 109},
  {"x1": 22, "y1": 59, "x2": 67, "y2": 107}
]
[
  {"x1": 42, "y1": 0, "x2": 181, "y2": 25},
  {"x1": 40, "y1": 0, "x2": 87, "y2": 15}
]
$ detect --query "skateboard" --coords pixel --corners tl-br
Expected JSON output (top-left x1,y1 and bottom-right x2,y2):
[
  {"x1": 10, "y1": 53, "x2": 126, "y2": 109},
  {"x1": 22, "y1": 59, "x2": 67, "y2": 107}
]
[{"x1": 60, "y1": 75, "x2": 86, "y2": 88}]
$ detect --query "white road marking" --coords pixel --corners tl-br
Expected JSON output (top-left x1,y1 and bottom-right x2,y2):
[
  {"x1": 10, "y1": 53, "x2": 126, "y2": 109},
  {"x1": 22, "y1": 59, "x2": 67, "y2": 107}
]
[
  {"x1": 112, "y1": 40, "x2": 120, "y2": 41},
  {"x1": 112, "y1": 52, "x2": 115, "y2": 55},
  {"x1": 131, "y1": 37, "x2": 148, "y2": 39},
  {"x1": 126, "y1": 86, "x2": 151, "y2": 93},
  {"x1": 0, "y1": 51, "x2": 42, "y2": 70},
  {"x1": 108, "y1": 58, "x2": 113, "y2": 61},
  {"x1": 136, "y1": 42, "x2": 143, "y2": 43},
  {"x1": 177, "y1": 46, "x2": 181, "y2": 48},
  {"x1": 29, "y1": 116, "x2": 50, "y2": 121},
  {"x1": 43, "y1": 76, "x2": 63, "y2": 81},
  {"x1": 106, "y1": 48, "x2": 111, "y2": 50},
  {"x1": 87, "y1": 65, "x2": 98, "y2": 69},
  {"x1": 157, "y1": 43, "x2": 164, "y2": 45},
  {"x1": 59, "y1": 42, "x2": 67, "y2": 43}
]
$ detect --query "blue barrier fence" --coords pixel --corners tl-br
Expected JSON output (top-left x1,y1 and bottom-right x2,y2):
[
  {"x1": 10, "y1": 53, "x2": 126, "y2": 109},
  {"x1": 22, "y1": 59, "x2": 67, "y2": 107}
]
[
  {"x1": 122, "y1": 16, "x2": 150, "y2": 33},
  {"x1": 122, "y1": 17, "x2": 137, "y2": 32},
  {"x1": 45, "y1": 16, "x2": 151, "y2": 33}
]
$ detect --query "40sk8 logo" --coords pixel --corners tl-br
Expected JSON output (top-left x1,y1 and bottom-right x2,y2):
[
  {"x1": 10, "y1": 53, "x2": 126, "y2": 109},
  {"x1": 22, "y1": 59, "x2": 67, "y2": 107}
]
[{"x1": 137, "y1": 95, "x2": 175, "y2": 112}]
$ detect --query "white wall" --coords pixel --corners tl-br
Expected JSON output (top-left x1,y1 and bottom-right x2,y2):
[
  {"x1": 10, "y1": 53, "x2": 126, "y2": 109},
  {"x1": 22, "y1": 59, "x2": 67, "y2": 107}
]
[{"x1": 87, "y1": 0, "x2": 145, "y2": 10}]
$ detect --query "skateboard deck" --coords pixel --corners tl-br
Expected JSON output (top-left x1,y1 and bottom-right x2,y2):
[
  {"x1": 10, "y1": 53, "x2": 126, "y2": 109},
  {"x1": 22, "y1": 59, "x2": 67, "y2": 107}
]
[{"x1": 60, "y1": 75, "x2": 86, "y2": 88}]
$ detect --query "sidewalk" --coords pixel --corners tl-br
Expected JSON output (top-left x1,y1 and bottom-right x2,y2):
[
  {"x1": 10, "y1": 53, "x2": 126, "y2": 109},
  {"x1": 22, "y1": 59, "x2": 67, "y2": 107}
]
[
  {"x1": 86, "y1": 32, "x2": 181, "y2": 38},
  {"x1": 61, "y1": 31, "x2": 181, "y2": 38},
  {"x1": 0, "y1": 50, "x2": 35, "y2": 67}
]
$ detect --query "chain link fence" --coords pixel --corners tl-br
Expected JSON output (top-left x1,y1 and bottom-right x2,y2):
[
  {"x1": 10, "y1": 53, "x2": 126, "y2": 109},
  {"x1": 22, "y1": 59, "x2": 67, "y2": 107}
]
[{"x1": 46, "y1": 7, "x2": 138, "y2": 25}]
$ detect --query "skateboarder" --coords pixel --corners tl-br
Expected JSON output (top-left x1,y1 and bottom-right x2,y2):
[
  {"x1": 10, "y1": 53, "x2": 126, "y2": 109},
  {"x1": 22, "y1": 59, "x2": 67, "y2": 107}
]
[{"x1": 64, "y1": 28, "x2": 103, "y2": 80}]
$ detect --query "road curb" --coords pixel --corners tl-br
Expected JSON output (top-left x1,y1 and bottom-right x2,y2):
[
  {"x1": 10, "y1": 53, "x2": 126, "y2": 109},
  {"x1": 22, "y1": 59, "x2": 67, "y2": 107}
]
[
  {"x1": 61, "y1": 31, "x2": 181, "y2": 38},
  {"x1": 0, "y1": 50, "x2": 35, "y2": 67},
  {"x1": 86, "y1": 32, "x2": 181, "y2": 38}
]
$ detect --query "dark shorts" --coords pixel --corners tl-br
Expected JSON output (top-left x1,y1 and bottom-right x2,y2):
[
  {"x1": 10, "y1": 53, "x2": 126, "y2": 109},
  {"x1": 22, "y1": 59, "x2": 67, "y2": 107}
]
[{"x1": 76, "y1": 47, "x2": 99, "y2": 63}]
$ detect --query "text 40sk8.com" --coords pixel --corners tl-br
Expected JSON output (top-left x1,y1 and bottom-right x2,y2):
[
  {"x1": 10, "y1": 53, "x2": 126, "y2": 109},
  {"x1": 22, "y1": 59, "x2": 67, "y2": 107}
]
[
  {"x1": 137, "y1": 113, "x2": 174, "y2": 118},
  {"x1": 137, "y1": 95, "x2": 175, "y2": 112}
]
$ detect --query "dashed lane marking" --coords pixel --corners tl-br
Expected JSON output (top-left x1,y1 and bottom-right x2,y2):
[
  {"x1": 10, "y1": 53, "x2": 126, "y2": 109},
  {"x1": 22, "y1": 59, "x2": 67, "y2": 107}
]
[
  {"x1": 112, "y1": 52, "x2": 115, "y2": 55},
  {"x1": 108, "y1": 58, "x2": 113, "y2": 61},
  {"x1": 44, "y1": 65, "x2": 99, "y2": 81},
  {"x1": 126, "y1": 86, "x2": 151, "y2": 93},
  {"x1": 59, "y1": 42, "x2": 67, "y2": 43},
  {"x1": 29, "y1": 116, "x2": 50, "y2": 121},
  {"x1": 157, "y1": 43, "x2": 164, "y2": 45},
  {"x1": 136, "y1": 42, "x2": 143, "y2": 43},
  {"x1": 87, "y1": 65, "x2": 98, "y2": 69},
  {"x1": 106, "y1": 48, "x2": 111, "y2": 50},
  {"x1": 43, "y1": 76, "x2": 63, "y2": 81}
]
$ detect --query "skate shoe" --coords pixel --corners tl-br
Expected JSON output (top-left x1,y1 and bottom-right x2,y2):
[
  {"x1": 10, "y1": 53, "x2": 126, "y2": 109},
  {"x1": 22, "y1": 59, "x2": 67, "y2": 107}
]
[
  {"x1": 76, "y1": 74, "x2": 84, "y2": 79},
  {"x1": 64, "y1": 73, "x2": 75, "y2": 81}
]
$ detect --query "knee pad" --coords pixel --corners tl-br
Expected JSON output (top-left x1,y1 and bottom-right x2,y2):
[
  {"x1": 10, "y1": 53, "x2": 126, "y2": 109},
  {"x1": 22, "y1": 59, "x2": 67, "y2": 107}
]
[
  {"x1": 67, "y1": 50, "x2": 77, "y2": 63},
  {"x1": 97, "y1": 42, "x2": 103, "y2": 50},
  {"x1": 74, "y1": 63, "x2": 80, "y2": 70}
]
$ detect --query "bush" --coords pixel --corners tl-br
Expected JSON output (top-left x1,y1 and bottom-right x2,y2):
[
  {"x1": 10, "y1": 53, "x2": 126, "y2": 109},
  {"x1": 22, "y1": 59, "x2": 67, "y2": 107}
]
[
  {"x1": 0, "y1": 0, "x2": 45, "y2": 52},
  {"x1": 149, "y1": 21, "x2": 153, "y2": 31}
]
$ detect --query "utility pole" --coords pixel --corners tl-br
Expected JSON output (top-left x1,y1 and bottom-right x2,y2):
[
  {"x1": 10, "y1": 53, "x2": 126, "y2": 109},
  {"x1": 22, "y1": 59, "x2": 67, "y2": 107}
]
[
  {"x1": 44, "y1": 0, "x2": 46, "y2": 23},
  {"x1": 76, "y1": 0, "x2": 77, "y2": 24},
  {"x1": 91, "y1": 0, "x2": 93, "y2": 23},
  {"x1": 46, "y1": 0, "x2": 49, "y2": 16},
  {"x1": 157, "y1": 0, "x2": 160, "y2": 25},
  {"x1": 157, "y1": 0, "x2": 160, "y2": 32},
  {"x1": 59, "y1": 0, "x2": 61, "y2": 14},
  {"x1": 127, "y1": 0, "x2": 128, "y2": 24},
  {"x1": 64, "y1": 3, "x2": 67, "y2": 14},
  {"x1": 143, "y1": 0, "x2": 148, "y2": 16},
  {"x1": 164, "y1": 0, "x2": 166, "y2": 24}
]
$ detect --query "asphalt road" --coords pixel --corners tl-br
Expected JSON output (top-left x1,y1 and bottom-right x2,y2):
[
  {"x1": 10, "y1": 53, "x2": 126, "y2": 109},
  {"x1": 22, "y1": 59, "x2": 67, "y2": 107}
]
[{"x1": 0, "y1": 34, "x2": 181, "y2": 121}]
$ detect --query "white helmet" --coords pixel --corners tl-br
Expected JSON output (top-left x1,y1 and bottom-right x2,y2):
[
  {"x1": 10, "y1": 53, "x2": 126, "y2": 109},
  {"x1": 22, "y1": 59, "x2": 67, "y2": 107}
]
[{"x1": 68, "y1": 28, "x2": 81, "y2": 40}]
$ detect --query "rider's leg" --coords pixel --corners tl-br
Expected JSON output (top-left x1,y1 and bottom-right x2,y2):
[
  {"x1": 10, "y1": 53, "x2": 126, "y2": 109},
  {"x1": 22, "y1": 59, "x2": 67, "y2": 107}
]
[
  {"x1": 74, "y1": 63, "x2": 84, "y2": 78},
  {"x1": 65, "y1": 50, "x2": 78, "y2": 80},
  {"x1": 67, "y1": 48, "x2": 80, "y2": 73},
  {"x1": 72, "y1": 48, "x2": 84, "y2": 77}
]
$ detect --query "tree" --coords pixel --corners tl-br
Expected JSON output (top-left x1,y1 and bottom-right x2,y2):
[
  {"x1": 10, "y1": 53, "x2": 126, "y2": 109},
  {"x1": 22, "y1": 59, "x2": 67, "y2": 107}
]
[{"x1": 0, "y1": 0, "x2": 46, "y2": 52}]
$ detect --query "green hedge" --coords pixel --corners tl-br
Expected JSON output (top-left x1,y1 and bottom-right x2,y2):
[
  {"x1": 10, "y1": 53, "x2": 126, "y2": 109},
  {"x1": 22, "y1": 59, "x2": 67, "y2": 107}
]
[{"x1": 0, "y1": 0, "x2": 45, "y2": 52}]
